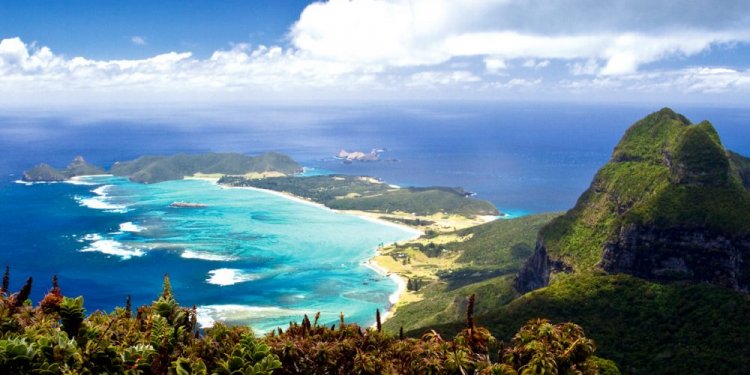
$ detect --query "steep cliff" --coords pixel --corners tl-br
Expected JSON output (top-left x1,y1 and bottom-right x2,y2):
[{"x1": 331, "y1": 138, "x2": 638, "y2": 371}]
[{"x1": 515, "y1": 108, "x2": 750, "y2": 293}]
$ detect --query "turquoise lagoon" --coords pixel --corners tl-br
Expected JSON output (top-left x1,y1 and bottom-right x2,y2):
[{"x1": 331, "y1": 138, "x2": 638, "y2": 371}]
[{"x1": 16, "y1": 176, "x2": 418, "y2": 332}]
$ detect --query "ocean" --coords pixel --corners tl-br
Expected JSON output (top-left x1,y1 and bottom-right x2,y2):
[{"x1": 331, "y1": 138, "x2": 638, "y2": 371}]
[{"x1": 1, "y1": 102, "x2": 748, "y2": 330}]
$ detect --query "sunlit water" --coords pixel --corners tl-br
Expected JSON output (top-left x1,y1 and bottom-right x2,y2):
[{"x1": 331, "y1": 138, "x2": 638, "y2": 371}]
[{"x1": 5, "y1": 176, "x2": 417, "y2": 332}]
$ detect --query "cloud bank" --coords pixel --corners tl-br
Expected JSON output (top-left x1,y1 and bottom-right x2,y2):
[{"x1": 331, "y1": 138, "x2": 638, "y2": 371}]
[{"x1": 1, "y1": 0, "x2": 749, "y2": 105}]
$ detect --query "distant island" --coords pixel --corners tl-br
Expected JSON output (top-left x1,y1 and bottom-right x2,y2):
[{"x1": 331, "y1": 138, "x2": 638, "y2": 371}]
[
  {"x1": 22, "y1": 156, "x2": 105, "y2": 182},
  {"x1": 22, "y1": 152, "x2": 302, "y2": 184},
  {"x1": 336, "y1": 149, "x2": 381, "y2": 162}
]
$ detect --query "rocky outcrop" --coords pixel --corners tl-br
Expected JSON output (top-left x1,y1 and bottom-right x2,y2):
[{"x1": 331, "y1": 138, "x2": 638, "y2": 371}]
[
  {"x1": 599, "y1": 225, "x2": 750, "y2": 292},
  {"x1": 22, "y1": 163, "x2": 67, "y2": 182},
  {"x1": 514, "y1": 241, "x2": 572, "y2": 294},
  {"x1": 65, "y1": 156, "x2": 105, "y2": 176},
  {"x1": 337, "y1": 149, "x2": 380, "y2": 162},
  {"x1": 22, "y1": 156, "x2": 104, "y2": 181}
]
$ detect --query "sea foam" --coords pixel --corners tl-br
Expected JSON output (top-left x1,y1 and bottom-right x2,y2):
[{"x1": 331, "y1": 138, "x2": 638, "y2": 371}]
[
  {"x1": 81, "y1": 239, "x2": 144, "y2": 260},
  {"x1": 196, "y1": 305, "x2": 303, "y2": 328},
  {"x1": 206, "y1": 268, "x2": 259, "y2": 286},
  {"x1": 181, "y1": 250, "x2": 237, "y2": 262},
  {"x1": 64, "y1": 179, "x2": 98, "y2": 186},
  {"x1": 119, "y1": 222, "x2": 144, "y2": 233},
  {"x1": 74, "y1": 185, "x2": 130, "y2": 213}
]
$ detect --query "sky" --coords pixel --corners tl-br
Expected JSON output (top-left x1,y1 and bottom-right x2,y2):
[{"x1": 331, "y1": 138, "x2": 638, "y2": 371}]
[{"x1": 1, "y1": 0, "x2": 749, "y2": 107}]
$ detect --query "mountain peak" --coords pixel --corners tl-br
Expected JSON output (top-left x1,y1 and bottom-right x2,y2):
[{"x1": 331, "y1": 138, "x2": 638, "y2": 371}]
[{"x1": 515, "y1": 109, "x2": 750, "y2": 294}]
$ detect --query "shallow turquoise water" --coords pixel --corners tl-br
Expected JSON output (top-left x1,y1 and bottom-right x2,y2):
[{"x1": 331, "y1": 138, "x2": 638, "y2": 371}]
[{"x1": 13, "y1": 176, "x2": 418, "y2": 332}]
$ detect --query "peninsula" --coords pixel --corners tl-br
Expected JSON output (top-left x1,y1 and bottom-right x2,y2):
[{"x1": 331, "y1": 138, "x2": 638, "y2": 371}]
[{"x1": 219, "y1": 174, "x2": 500, "y2": 231}]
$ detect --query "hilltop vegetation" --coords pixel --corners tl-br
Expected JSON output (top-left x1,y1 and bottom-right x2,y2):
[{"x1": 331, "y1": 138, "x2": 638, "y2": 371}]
[
  {"x1": 220, "y1": 175, "x2": 499, "y2": 217},
  {"x1": 111, "y1": 152, "x2": 301, "y2": 183},
  {"x1": 0, "y1": 272, "x2": 617, "y2": 374},
  {"x1": 23, "y1": 152, "x2": 302, "y2": 184}
]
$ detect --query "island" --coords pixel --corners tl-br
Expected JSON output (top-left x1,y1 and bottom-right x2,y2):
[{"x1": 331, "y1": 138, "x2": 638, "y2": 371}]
[
  {"x1": 22, "y1": 156, "x2": 105, "y2": 182},
  {"x1": 23, "y1": 152, "x2": 501, "y2": 231},
  {"x1": 336, "y1": 148, "x2": 381, "y2": 162},
  {"x1": 22, "y1": 152, "x2": 302, "y2": 184}
]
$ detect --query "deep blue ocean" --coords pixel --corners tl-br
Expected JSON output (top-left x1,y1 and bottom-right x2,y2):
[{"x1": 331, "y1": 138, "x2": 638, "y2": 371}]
[{"x1": 1, "y1": 102, "x2": 748, "y2": 331}]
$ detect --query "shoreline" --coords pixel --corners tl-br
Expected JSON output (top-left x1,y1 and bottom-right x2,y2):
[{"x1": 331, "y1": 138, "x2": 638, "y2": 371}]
[
  {"x1": 212, "y1": 180, "x2": 424, "y2": 324},
  {"x1": 166, "y1": 175, "x2": 499, "y2": 327},
  {"x1": 218, "y1": 182, "x2": 424, "y2": 237},
  {"x1": 361, "y1": 254, "x2": 408, "y2": 323}
]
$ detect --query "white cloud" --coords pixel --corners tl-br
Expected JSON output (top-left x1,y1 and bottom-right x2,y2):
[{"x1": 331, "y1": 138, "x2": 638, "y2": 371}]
[
  {"x1": 569, "y1": 60, "x2": 600, "y2": 76},
  {"x1": 522, "y1": 59, "x2": 549, "y2": 69},
  {"x1": 484, "y1": 57, "x2": 507, "y2": 74},
  {"x1": 408, "y1": 70, "x2": 481, "y2": 86},
  {"x1": 131, "y1": 36, "x2": 147, "y2": 46},
  {"x1": 560, "y1": 67, "x2": 750, "y2": 95},
  {"x1": 1, "y1": 0, "x2": 750, "y2": 105},
  {"x1": 490, "y1": 77, "x2": 543, "y2": 89},
  {"x1": 291, "y1": 0, "x2": 750, "y2": 76}
]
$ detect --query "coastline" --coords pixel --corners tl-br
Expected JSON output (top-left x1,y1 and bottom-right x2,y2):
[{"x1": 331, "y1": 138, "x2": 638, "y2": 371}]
[
  {"x1": 211, "y1": 179, "x2": 423, "y2": 324},
  {"x1": 184, "y1": 175, "x2": 503, "y2": 326},
  {"x1": 219, "y1": 182, "x2": 424, "y2": 236},
  {"x1": 361, "y1": 254, "x2": 408, "y2": 323}
]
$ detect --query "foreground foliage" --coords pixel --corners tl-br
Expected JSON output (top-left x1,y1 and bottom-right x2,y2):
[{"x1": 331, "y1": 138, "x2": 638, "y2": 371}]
[{"x1": 0, "y1": 272, "x2": 615, "y2": 374}]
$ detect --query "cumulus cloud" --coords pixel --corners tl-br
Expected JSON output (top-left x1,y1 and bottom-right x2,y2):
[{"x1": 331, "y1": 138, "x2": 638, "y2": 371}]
[
  {"x1": 1, "y1": 0, "x2": 749, "y2": 105},
  {"x1": 484, "y1": 57, "x2": 507, "y2": 74},
  {"x1": 291, "y1": 0, "x2": 750, "y2": 75}
]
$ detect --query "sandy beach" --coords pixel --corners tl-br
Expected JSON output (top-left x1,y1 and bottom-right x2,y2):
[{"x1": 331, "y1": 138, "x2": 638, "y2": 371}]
[
  {"x1": 210, "y1": 179, "x2": 424, "y2": 323},
  {"x1": 191, "y1": 175, "x2": 500, "y2": 325}
]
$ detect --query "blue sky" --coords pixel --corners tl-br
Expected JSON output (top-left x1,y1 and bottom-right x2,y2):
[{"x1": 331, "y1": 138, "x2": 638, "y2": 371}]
[
  {"x1": 0, "y1": 0, "x2": 749, "y2": 106},
  {"x1": 0, "y1": 1, "x2": 313, "y2": 59}
]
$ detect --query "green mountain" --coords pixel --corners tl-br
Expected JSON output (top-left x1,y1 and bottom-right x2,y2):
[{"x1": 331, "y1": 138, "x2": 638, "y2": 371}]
[
  {"x1": 22, "y1": 156, "x2": 105, "y2": 181},
  {"x1": 111, "y1": 152, "x2": 301, "y2": 183},
  {"x1": 385, "y1": 109, "x2": 750, "y2": 374},
  {"x1": 515, "y1": 108, "x2": 750, "y2": 294}
]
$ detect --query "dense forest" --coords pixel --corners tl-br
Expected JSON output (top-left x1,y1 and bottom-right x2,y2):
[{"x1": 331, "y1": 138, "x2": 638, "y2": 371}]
[{"x1": 0, "y1": 271, "x2": 618, "y2": 374}]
